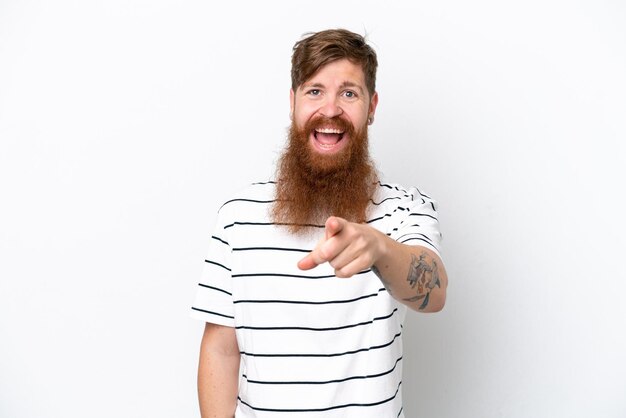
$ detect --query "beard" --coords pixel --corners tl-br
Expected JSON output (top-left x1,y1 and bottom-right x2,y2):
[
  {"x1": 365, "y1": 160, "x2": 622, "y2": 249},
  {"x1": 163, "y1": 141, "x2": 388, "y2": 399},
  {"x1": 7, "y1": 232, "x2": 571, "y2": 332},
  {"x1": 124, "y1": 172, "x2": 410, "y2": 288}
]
[{"x1": 272, "y1": 115, "x2": 378, "y2": 235}]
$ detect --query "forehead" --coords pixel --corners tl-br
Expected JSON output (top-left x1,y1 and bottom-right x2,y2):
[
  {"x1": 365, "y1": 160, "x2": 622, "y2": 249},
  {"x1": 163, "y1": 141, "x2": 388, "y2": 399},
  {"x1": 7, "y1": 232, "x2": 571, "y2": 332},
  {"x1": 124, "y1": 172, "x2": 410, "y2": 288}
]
[{"x1": 300, "y1": 58, "x2": 366, "y2": 89}]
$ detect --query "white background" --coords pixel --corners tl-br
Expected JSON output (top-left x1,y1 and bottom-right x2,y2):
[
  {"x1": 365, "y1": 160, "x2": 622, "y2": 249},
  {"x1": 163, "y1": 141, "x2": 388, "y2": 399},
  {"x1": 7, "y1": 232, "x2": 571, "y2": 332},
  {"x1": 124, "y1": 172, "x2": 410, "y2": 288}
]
[{"x1": 1, "y1": 1, "x2": 625, "y2": 417}]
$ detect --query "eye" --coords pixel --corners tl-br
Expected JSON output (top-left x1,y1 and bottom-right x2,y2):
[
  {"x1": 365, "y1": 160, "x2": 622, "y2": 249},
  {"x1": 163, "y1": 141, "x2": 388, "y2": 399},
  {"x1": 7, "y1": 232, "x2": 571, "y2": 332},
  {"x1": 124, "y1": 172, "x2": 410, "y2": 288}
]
[
  {"x1": 343, "y1": 90, "x2": 357, "y2": 98},
  {"x1": 307, "y1": 89, "x2": 321, "y2": 96}
]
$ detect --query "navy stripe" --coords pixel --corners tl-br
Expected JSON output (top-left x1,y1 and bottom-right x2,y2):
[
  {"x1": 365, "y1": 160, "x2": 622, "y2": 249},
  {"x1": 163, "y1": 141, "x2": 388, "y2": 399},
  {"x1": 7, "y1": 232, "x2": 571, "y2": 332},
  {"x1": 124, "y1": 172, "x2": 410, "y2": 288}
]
[
  {"x1": 396, "y1": 232, "x2": 433, "y2": 244},
  {"x1": 221, "y1": 198, "x2": 276, "y2": 208},
  {"x1": 198, "y1": 283, "x2": 232, "y2": 296},
  {"x1": 400, "y1": 237, "x2": 438, "y2": 250},
  {"x1": 224, "y1": 212, "x2": 428, "y2": 229},
  {"x1": 366, "y1": 206, "x2": 412, "y2": 224},
  {"x1": 393, "y1": 224, "x2": 423, "y2": 232},
  {"x1": 191, "y1": 307, "x2": 234, "y2": 319},
  {"x1": 378, "y1": 182, "x2": 409, "y2": 194},
  {"x1": 366, "y1": 213, "x2": 392, "y2": 224},
  {"x1": 371, "y1": 196, "x2": 401, "y2": 206},
  {"x1": 408, "y1": 213, "x2": 438, "y2": 221},
  {"x1": 224, "y1": 221, "x2": 325, "y2": 229},
  {"x1": 415, "y1": 187, "x2": 431, "y2": 199},
  {"x1": 232, "y1": 246, "x2": 311, "y2": 253},
  {"x1": 211, "y1": 235, "x2": 229, "y2": 246},
  {"x1": 235, "y1": 308, "x2": 398, "y2": 332},
  {"x1": 240, "y1": 331, "x2": 402, "y2": 358},
  {"x1": 242, "y1": 356, "x2": 402, "y2": 385},
  {"x1": 232, "y1": 269, "x2": 371, "y2": 280},
  {"x1": 234, "y1": 288, "x2": 385, "y2": 305},
  {"x1": 204, "y1": 259, "x2": 231, "y2": 272},
  {"x1": 238, "y1": 381, "x2": 402, "y2": 412},
  {"x1": 378, "y1": 182, "x2": 395, "y2": 190},
  {"x1": 224, "y1": 221, "x2": 274, "y2": 229}
]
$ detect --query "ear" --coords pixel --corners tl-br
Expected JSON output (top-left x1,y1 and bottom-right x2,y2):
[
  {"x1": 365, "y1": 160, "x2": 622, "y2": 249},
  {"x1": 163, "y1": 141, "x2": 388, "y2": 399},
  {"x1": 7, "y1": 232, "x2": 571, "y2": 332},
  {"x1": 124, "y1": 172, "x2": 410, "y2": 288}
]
[
  {"x1": 289, "y1": 88, "x2": 295, "y2": 119},
  {"x1": 368, "y1": 91, "x2": 379, "y2": 118}
]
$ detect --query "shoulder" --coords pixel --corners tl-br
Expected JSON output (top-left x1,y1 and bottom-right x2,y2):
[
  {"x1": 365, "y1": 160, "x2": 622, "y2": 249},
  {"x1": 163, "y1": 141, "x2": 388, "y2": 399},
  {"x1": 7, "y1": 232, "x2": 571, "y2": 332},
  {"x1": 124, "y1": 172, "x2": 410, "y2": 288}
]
[
  {"x1": 209, "y1": 180, "x2": 277, "y2": 231},
  {"x1": 374, "y1": 180, "x2": 442, "y2": 253},
  {"x1": 372, "y1": 180, "x2": 436, "y2": 210},
  {"x1": 217, "y1": 180, "x2": 277, "y2": 214}
]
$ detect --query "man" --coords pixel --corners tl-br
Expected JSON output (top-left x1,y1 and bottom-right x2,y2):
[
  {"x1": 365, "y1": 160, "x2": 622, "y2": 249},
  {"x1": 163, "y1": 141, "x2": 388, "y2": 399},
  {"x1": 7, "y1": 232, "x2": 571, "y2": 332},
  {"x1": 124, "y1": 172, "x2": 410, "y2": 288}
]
[{"x1": 191, "y1": 28, "x2": 448, "y2": 418}]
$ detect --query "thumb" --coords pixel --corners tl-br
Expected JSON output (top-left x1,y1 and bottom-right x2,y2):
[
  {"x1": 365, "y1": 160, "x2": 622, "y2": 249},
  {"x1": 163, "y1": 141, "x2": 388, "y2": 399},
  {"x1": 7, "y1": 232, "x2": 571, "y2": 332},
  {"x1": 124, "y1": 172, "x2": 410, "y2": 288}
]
[{"x1": 325, "y1": 216, "x2": 346, "y2": 239}]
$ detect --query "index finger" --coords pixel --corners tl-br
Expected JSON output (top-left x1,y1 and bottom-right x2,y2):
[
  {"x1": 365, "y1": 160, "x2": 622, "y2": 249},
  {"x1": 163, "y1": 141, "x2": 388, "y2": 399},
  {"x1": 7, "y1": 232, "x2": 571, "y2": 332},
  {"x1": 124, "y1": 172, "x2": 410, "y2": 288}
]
[
  {"x1": 297, "y1": 237, "x2": 330, "y2": 270},
  {"x1": 297, "y1": 252, "x2": 319, "y2": 271}
]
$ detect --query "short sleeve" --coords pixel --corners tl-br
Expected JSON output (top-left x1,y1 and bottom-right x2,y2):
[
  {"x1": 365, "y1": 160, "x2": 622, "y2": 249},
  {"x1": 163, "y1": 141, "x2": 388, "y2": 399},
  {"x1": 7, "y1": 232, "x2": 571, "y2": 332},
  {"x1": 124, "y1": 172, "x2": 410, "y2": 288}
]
[
  {"x1": 387, "y1": 186, "x2": 443, "y2": 257},
  {"x1": 190, "y1": 206, "x2": 235, "y2": 327}
]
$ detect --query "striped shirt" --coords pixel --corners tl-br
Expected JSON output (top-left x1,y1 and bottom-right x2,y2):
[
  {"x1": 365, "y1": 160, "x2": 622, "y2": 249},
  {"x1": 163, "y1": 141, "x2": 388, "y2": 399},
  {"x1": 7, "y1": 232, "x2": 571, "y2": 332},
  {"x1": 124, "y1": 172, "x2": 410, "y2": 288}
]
[{"x1": 191, "y1": 180, "x2": 442, "y2": 418}]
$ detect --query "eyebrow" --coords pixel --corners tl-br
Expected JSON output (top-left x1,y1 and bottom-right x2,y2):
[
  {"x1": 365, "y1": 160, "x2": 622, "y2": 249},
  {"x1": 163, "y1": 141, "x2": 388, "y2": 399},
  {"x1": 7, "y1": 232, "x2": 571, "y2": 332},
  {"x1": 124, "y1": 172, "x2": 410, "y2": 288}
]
[
  {"x1": 302, "y1": 81, "x2": 365, "y2": 95},
  {"x1": 339, "y1": 81, "x2": 365, "y2": 94}
]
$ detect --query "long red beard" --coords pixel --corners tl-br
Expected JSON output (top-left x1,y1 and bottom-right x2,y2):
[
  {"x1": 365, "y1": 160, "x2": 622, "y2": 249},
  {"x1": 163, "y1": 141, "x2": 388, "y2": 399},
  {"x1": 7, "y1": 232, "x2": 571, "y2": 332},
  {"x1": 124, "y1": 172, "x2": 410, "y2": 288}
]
[{"x1": 272, "y1": 115, "x2": 378, "y2": 235}]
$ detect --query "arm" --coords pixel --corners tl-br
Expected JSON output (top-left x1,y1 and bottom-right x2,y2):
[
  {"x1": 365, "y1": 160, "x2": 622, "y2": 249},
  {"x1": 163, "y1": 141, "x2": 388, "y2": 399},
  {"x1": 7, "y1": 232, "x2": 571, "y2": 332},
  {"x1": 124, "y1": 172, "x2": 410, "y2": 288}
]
[
  {"x1": 198, "y1": 322, "x2": 240, "y2": 418},
  {"x1": 371, "y1": 237, "x2": 447, "y2": 312},
  {"x1": 298, "y1": 216, "x2": 448, "y2": 312}
]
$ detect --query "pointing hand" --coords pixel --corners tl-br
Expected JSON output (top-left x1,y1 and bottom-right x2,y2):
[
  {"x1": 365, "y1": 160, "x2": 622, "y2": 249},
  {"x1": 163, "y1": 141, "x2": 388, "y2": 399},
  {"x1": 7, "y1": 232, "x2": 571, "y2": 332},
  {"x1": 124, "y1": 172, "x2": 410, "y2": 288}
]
[{"x1": 297, "y1": 216, "x2": 385, "y2": 278}]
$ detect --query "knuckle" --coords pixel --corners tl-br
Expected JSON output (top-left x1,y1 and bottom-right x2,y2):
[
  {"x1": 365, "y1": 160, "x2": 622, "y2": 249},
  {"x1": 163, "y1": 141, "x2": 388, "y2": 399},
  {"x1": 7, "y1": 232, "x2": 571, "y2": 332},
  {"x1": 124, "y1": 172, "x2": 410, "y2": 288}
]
[
  {"x1": 335, "y1": 268, "x2": 348, "y2": 278},
  {"x1": 319, "y1": 246, "x2": 331, "y2": 261}
]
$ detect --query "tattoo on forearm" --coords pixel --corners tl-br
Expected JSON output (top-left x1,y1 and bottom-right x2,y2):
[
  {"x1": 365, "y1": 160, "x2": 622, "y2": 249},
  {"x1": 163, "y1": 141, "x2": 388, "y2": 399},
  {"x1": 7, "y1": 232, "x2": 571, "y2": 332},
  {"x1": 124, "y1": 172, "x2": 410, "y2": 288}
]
[
  {"x1": 371, "y1": 264, "x2": 393, "y2": 296},
  {"x1": 402, "y1": 253, "x2": 441, "y2": 310}
]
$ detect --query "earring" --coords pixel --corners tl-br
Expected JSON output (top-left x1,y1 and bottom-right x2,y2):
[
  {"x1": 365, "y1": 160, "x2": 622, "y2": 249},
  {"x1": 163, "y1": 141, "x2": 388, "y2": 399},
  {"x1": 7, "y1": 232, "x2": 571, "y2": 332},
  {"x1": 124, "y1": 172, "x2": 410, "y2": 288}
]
[{"x1": 368, "y1": 116, "x2": 374, "y2": 125}]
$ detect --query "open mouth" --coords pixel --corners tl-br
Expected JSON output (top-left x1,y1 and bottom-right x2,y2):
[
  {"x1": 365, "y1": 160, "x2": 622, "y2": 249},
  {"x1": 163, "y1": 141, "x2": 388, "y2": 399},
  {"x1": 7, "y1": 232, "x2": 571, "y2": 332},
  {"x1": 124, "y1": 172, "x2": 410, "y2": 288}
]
[{"x1": 312, "y1": 127, "x2": 346, "y2": 152}]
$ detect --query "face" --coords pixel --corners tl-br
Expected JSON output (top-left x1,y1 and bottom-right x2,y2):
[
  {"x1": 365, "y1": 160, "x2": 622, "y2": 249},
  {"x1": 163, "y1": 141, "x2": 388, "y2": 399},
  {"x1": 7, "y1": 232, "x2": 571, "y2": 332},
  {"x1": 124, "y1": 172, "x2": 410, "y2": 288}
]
[
  {"x1": 290, "y1": 58, "x2": 378, "y2": 160},
  {"x1": 272, "y1": 58, "x2": 379, "y2": 234}
]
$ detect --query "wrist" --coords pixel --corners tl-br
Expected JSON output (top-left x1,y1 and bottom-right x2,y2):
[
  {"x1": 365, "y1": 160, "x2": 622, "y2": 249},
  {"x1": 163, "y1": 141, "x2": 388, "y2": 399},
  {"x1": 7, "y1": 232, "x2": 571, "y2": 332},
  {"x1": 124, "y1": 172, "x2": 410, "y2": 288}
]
[{"x1": 373, "y1": 228, "x2": 393, "y2": 267}]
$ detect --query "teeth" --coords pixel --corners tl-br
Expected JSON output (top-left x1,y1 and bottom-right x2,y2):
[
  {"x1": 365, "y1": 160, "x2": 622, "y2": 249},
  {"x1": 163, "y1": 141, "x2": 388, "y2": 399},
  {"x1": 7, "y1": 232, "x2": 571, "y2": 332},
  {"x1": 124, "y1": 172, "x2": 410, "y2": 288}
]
[{"x1": 315, "y1": 128, "x2": 344, "y2": 134}]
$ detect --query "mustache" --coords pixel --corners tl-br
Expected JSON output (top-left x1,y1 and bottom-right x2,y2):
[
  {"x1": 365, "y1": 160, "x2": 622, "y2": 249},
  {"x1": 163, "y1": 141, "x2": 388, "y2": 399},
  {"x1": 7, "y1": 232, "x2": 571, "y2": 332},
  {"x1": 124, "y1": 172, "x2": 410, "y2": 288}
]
[{"x1": 304, "y1": 115, "x2": 355, "y2": 135}]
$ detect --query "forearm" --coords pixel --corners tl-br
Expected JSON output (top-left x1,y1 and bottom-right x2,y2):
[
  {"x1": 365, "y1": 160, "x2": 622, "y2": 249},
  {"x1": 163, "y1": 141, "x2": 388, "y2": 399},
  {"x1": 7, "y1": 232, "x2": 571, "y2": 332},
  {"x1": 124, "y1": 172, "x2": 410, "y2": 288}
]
[
  {"x1": 297, "y1": 217, "x2": 448, "y2": 312},
  {"x1": 372, "y1": 232, "x2": 448, "y2": 312},
  {"x1": 198, "y1": 323, "x2": 240, "y2": 418}
]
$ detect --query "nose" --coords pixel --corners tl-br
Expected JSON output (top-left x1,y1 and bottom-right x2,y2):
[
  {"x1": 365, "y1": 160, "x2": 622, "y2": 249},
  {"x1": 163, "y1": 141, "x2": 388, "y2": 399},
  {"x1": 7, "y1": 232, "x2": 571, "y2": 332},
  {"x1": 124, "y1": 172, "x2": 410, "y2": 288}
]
[{"x1": 319, "y1": 96, "x2": 343, "y2": 119}]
